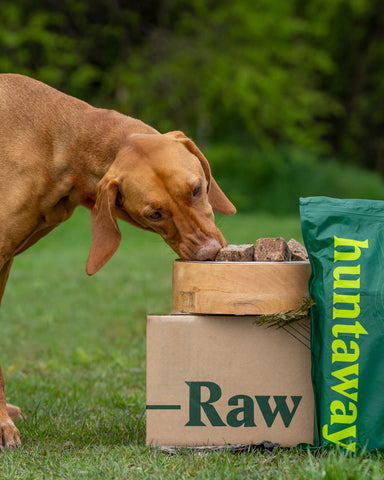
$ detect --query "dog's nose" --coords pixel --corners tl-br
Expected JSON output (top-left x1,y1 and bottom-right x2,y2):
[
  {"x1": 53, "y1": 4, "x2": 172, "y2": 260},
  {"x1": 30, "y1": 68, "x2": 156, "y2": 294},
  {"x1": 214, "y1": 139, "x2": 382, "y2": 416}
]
[{"x1": 195, "y1": 239, "x2": 222, "y2": 261}]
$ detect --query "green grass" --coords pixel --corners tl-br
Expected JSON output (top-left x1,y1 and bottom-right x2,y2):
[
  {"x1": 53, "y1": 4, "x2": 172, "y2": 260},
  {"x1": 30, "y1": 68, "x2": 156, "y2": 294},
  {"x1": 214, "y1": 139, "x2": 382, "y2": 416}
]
[{"x1": 1, "y1": 209, "x2": 384, "y2": 479}]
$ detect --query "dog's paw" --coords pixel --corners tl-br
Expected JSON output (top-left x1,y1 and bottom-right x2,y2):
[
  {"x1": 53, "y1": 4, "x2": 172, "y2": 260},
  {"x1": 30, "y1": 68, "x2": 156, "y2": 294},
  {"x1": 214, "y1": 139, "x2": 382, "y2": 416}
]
[
  {"x1": 0, "y1": 417, "x2": 21, "y2": 451},
  {"x1": 6, "y1": 403, "x2": 23, "y2": 422}
]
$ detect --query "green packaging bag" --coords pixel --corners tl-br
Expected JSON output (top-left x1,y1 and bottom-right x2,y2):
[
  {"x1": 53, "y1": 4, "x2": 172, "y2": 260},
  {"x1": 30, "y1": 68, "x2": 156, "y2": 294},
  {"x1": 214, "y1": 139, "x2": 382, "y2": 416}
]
[{"x1": 300, "y1": 196, "x2": 384, "y2": 452}]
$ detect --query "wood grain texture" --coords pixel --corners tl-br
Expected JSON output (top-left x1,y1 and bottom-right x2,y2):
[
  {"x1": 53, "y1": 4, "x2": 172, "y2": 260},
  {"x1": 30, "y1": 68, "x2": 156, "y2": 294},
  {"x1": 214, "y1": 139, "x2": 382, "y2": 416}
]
[{"x1": 172, "y1": 260, "x2": 311, "y2": 315}]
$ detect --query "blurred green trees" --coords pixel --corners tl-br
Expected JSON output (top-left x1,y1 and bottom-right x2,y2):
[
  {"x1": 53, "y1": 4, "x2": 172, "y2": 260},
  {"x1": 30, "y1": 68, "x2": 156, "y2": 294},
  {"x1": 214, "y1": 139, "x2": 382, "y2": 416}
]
[{"x1": 1, "y1": 0, "x2": 384, "y2": 211}]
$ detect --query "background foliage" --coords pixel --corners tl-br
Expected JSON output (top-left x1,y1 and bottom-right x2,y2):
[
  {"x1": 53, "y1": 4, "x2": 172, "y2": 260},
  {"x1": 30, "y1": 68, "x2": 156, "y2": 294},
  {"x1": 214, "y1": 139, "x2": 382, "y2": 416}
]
[{"x1": 1, "y1": 0, "x2": 384, "y2": 211}]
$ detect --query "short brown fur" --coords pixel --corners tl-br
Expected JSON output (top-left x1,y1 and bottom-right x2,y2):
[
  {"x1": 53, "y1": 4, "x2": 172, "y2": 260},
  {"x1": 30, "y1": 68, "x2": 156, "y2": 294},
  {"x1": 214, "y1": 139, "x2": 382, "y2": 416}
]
[{"x1": 0, "y1": 74, "x2": 235, "y2": 449}]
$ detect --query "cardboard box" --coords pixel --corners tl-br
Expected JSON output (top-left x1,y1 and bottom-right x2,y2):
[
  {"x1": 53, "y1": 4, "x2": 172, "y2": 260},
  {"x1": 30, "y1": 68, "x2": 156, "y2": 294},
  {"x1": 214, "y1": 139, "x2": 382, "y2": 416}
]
[
  {"x1": 146, "y1": 314, "x2": 314, "y2": 447},
  {"x1": 172, "y1": 261, "x2": 311, "y2": 315}
]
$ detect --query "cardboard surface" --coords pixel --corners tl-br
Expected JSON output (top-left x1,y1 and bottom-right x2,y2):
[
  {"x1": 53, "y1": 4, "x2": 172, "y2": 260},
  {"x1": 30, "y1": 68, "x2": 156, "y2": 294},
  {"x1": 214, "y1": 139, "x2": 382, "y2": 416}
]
[
  {"x1": 146, "y1": 315, "x2": 314, "y2": 447},
  {"x1": 172, "y1": 261, "x2": 311, "y2": 315}
]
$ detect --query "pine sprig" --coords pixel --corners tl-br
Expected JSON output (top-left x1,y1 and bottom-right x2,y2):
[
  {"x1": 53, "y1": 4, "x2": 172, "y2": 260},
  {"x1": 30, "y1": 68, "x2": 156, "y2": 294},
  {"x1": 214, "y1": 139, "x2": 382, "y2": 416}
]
[{"x1": 254, "y1": 297, "x2": 315, "y2": 328}]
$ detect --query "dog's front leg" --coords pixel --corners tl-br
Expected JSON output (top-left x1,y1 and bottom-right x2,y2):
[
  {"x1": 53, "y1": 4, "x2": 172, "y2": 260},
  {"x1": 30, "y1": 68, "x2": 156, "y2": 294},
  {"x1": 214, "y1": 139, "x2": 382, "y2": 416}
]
[
  {"x1": 0, "y1": 259, "x2": 21, "y2": 450},
  {"x1": 0, "y1": 364, "x2": 21, "y2": 450}
]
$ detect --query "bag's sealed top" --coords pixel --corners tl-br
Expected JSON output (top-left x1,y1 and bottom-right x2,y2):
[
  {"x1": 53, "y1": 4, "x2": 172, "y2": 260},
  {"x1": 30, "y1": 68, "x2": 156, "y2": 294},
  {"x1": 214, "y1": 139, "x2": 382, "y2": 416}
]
[{"x1": 301, "y1": 196, "x2": 384, "y2": 217}]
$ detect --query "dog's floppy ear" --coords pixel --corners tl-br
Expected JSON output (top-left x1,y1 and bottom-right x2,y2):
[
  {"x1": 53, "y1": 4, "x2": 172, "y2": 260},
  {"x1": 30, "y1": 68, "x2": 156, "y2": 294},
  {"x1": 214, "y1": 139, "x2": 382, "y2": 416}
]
[
  {"x1": 86, "y1": 178, "x2": 122, "y2": 276},
  {"x1": 165, "y1": 131, "x2": 236, "y2": 215}
]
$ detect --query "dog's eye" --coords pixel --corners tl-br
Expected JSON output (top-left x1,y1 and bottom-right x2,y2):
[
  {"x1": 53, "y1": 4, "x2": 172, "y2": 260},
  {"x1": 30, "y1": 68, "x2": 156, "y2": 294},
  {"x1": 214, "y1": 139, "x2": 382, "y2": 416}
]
[
  {"x1": 148, "y1": 211, "x2": 162, "y2": 221},
  {"x1": 192, "y1": 184, "x2": 202, "y2": 199},
  {"x1": 116, "y1": 191, "x2": 124, "y2": 207}
]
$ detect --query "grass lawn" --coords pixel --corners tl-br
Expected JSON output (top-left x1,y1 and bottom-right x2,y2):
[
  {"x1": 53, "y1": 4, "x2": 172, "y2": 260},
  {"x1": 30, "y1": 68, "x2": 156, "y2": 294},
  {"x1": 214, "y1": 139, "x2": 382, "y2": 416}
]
[{"x1": 1, "y1": 209, "x2": 383, "y2": 479}]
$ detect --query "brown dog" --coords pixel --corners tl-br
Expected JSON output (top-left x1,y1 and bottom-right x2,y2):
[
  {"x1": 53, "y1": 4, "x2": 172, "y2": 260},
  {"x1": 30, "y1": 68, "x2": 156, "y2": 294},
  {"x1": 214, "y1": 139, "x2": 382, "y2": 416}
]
[{"x1": 0, "y1": 74, "x2": 236, "y2": 449}]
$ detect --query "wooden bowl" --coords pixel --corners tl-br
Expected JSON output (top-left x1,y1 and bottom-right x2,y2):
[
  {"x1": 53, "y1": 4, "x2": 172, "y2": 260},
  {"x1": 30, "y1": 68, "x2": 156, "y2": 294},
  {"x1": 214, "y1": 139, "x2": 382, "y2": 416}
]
[{"x1": 172, "y1": 260, "x2": 311, "y2": 315}]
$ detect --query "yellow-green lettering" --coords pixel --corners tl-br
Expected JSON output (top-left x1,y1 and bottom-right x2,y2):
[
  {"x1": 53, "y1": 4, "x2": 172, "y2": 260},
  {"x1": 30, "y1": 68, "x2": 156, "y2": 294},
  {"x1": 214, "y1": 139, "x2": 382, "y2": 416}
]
[
  {"x1": 322, "y1": 424, "x2": 356, "y2": 452},
  {"x1": 332, "y1": 321, "x2": 368, "y2": 339},
  {"x1": 333, "y1": 293, "x2": 360, "y2": 319},
  {"x1": 330, "y1": 401, "x2": 357, "y2": 425},
  {"x1": 331, "y1": 364, "x2": 359, "y2": 401},
  {"x1": 332, "y1": 340, "x2": 359, "y2": 363},
  {"x1": 333, "y1": 265, "x2": 360, "y2": 289},
  {"x1": 334, "y1": 237, "x2": 368, "y2": 262}
]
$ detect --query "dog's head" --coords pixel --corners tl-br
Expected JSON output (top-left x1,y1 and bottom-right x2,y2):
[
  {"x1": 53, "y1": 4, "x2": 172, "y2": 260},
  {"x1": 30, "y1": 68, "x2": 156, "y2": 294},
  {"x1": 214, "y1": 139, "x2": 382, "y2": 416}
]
[{"x1": 86, "y1": 131, "x2": 236, "y2": 275}]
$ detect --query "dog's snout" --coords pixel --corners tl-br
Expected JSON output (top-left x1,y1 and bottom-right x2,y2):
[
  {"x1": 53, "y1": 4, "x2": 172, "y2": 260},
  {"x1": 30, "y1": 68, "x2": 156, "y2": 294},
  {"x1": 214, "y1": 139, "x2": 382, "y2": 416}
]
[{"x1": 195, "y1": 239, "x2": 222, "y2": 261}]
